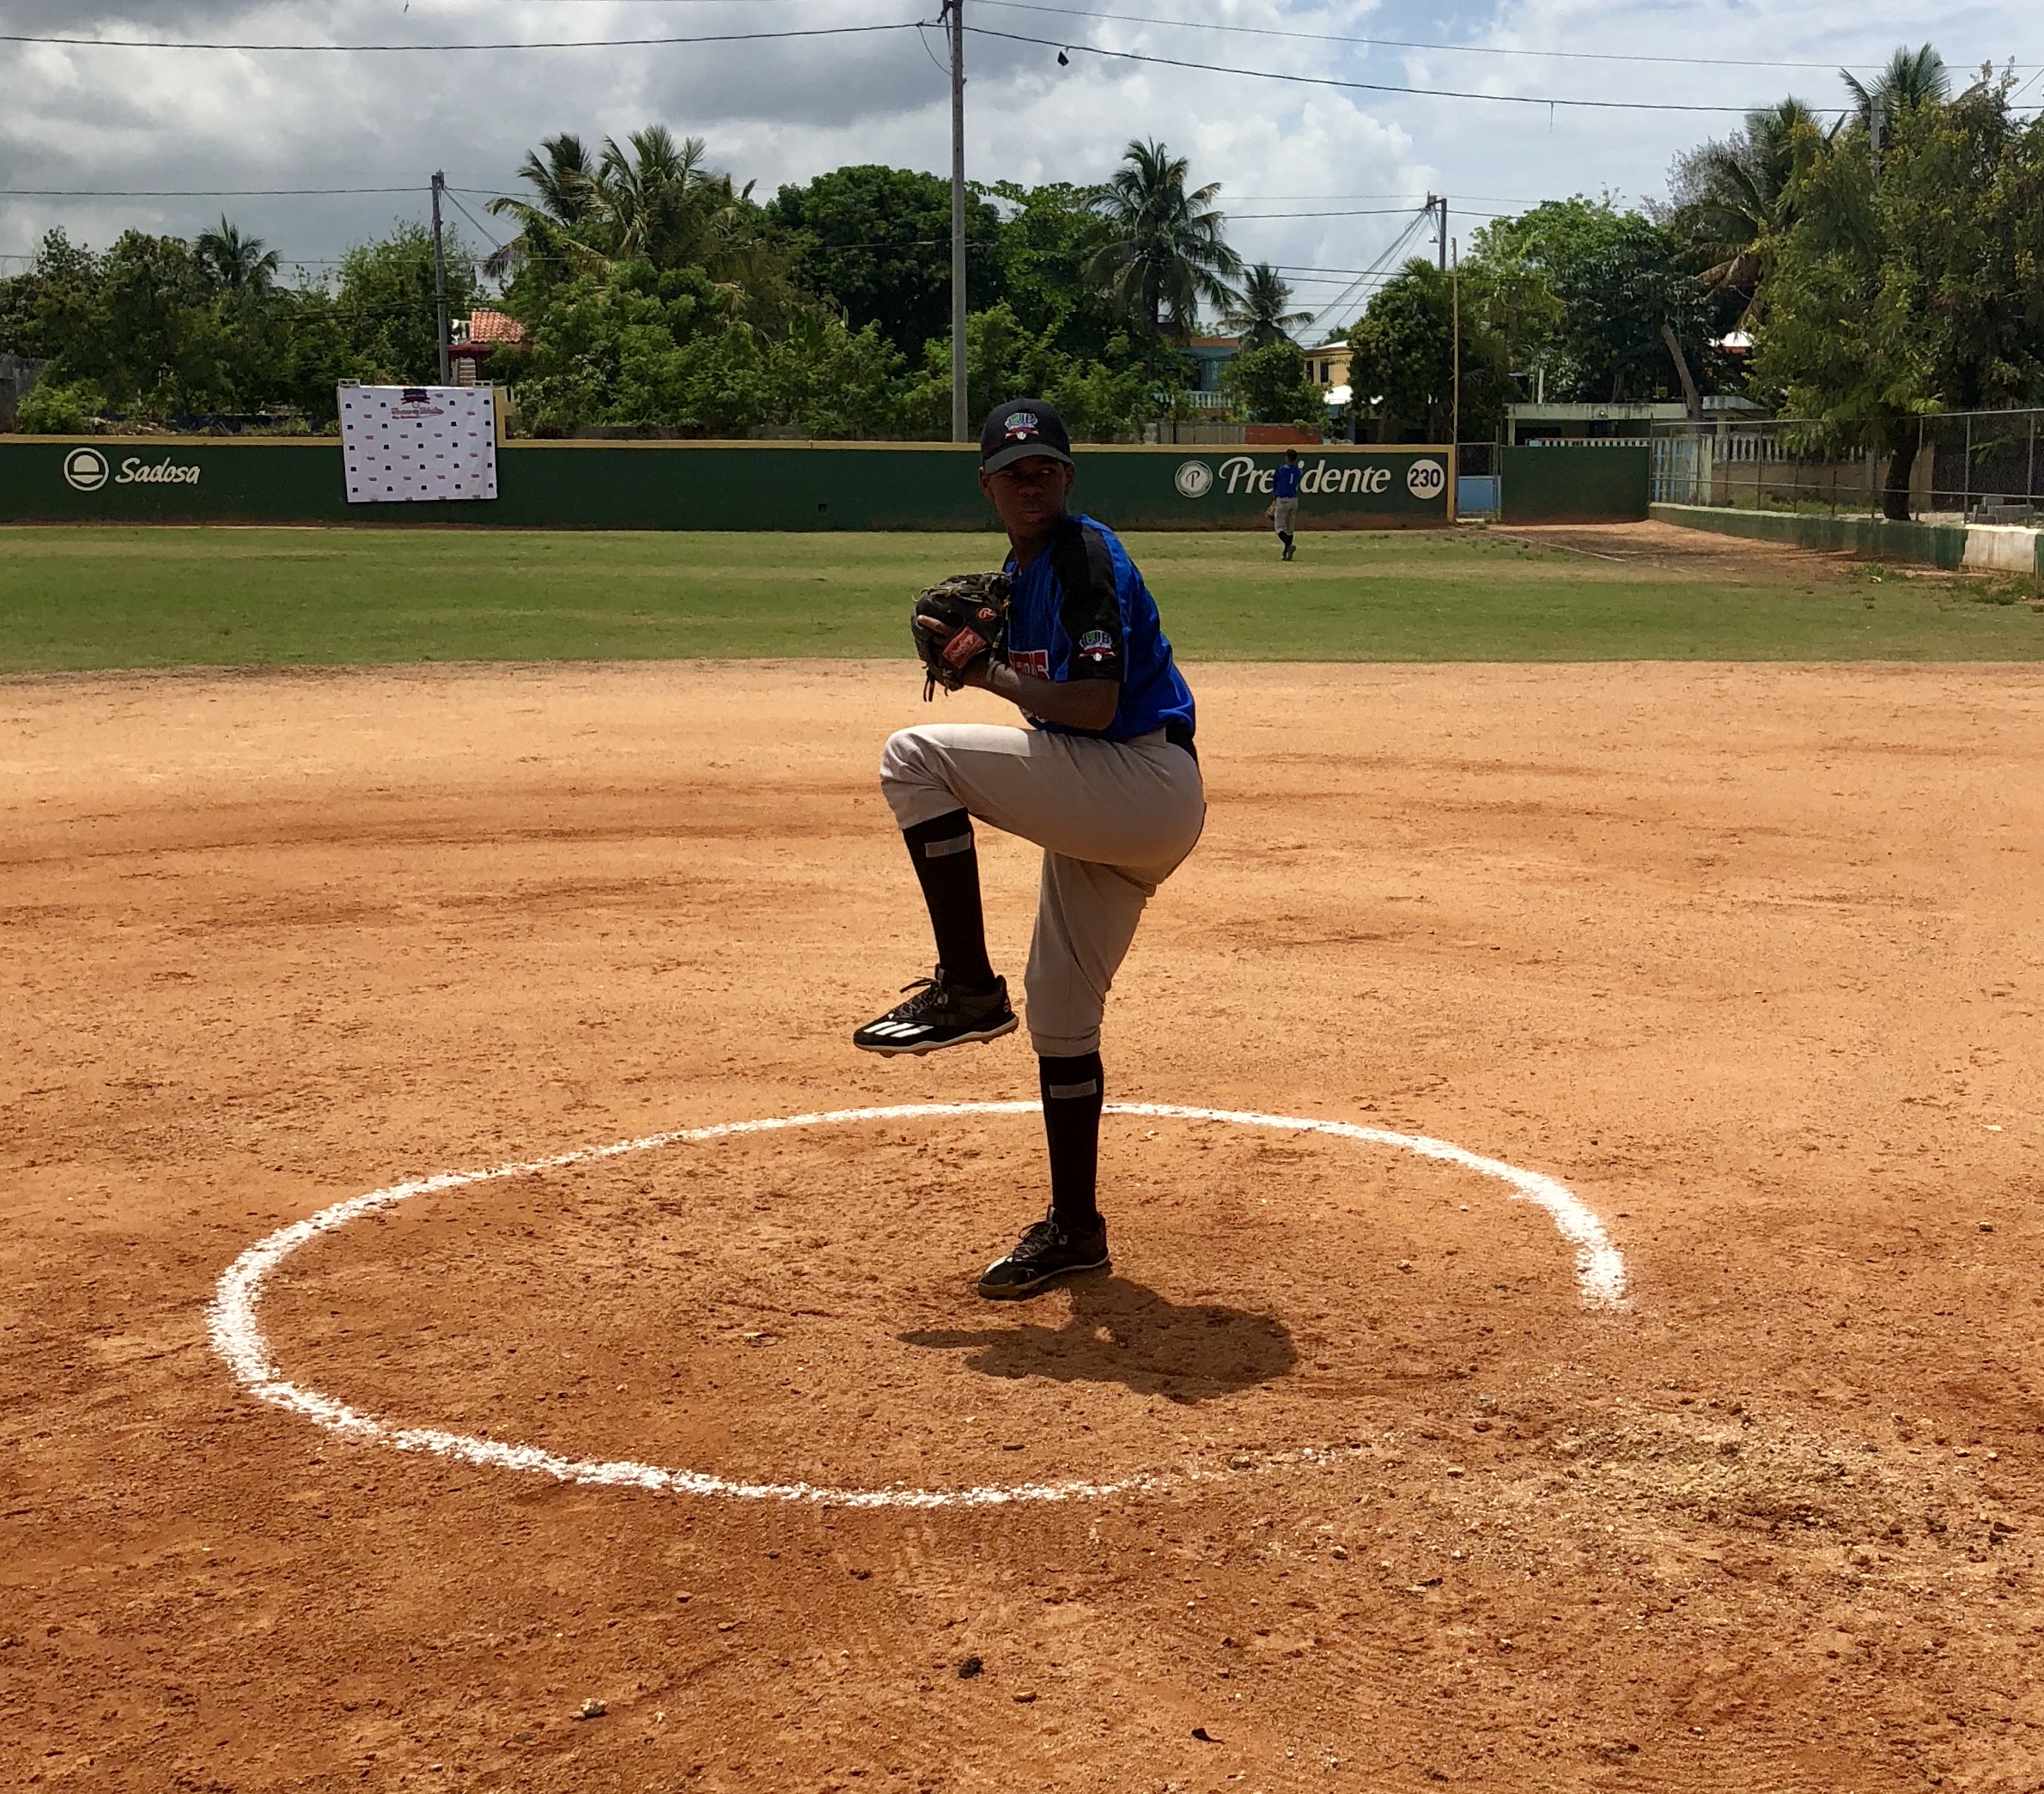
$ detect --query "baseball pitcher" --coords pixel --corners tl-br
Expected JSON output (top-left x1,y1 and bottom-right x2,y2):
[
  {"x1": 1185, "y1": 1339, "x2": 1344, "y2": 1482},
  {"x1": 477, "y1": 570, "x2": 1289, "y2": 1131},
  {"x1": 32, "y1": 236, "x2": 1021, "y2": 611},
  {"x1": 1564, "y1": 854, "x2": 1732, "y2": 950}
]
[{"x1": 854, "y1": 398, "x2": 1204, "y2": 1298}]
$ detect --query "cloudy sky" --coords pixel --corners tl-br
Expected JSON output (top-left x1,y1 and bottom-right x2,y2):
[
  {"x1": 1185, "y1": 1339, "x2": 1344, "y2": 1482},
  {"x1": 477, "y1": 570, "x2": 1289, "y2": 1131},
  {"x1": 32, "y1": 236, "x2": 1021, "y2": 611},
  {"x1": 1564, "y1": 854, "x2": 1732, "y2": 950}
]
[{"x1": 3, "y1": 0, "x2": 2038, "y2": 332}]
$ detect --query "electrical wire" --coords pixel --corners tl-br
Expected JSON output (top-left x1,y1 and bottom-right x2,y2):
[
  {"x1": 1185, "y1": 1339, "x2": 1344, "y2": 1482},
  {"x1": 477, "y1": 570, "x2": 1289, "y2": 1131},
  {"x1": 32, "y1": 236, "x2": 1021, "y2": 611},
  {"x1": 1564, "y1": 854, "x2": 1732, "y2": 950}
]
[
  {"x1": 1230, "y1": 205, "x2": 1471, "y2": 220},
  {"x1": 1, "y1": 185, "x2": 437, "y2": 198},
  {"x1": 0, "y1": 21, "x2": 922, "y2": 52},
  {"x1": 970, "y1": 1, "x2": 2021, "y2": 73},
  {"x1": 970, "y1": 25, "x2": 1804, "y2": 113},
  {"x1": 441, "y1": 188, "x2": 510, "y2": 252},
  {"x1": 1305, "y1": 208, "x2": 1432, "y2": 331}
]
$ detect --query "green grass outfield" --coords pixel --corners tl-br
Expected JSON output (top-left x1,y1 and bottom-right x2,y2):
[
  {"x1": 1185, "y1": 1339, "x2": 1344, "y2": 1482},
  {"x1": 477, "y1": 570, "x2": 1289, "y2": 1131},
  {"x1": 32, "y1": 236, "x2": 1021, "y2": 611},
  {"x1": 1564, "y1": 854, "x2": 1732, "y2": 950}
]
[{"x1": 3, "y1": 526, "x2": 2040, "y2": 673}]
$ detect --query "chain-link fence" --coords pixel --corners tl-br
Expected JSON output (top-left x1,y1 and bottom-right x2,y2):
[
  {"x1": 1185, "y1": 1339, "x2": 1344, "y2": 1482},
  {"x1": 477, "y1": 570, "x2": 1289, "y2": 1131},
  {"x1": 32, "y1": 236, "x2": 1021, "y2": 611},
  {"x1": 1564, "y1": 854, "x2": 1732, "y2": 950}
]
[{"x1": 1650, "y1": 408, "x2": 2044, "y2": 525}]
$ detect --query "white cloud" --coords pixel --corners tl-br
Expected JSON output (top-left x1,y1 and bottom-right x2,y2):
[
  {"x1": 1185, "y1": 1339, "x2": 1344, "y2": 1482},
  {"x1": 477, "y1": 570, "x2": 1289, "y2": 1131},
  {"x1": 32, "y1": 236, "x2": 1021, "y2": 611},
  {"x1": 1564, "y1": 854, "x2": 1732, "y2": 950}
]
[{"x1": 2, "y1": 0, "x2": 2037, "y2": 311}]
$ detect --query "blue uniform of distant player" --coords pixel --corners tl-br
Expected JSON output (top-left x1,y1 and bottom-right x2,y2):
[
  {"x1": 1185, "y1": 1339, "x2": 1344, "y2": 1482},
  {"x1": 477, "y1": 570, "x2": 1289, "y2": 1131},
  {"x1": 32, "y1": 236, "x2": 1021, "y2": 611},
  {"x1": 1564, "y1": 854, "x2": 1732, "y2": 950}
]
[
  {"x1": 855, "y1": 400, "x2": 1208, "y2": 1299},
  {"x1": 1271, "y1": 447, "x2": 1303, "y2": 560}
]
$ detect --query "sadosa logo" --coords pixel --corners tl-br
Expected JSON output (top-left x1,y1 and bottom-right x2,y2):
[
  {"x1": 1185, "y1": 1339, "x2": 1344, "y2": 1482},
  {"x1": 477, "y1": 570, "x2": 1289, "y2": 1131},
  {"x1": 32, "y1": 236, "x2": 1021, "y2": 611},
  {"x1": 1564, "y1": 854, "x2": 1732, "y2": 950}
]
[
  {"x1": 63, "y1": 448, "x2": 201, "y2": 490},
  {"x1": 62, "y1": 447, "x2": 109, "y2": 491}
]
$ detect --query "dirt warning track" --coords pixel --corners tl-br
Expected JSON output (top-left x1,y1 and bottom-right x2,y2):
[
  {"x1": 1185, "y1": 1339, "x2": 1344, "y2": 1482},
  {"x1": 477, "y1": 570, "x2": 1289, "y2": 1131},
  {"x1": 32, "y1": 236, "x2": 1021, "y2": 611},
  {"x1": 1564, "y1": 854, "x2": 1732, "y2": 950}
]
[{"x1": 3, "y1": 660, "x2": 2042, "y2": 1792}]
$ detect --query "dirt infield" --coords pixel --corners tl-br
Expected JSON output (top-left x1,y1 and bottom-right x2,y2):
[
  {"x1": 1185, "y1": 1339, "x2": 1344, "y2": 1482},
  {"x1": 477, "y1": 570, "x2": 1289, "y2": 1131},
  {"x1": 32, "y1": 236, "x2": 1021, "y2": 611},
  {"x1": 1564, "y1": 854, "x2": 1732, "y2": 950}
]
[{"x1": 4, "y1": 660, "x2": 2042, "y2": 1792}]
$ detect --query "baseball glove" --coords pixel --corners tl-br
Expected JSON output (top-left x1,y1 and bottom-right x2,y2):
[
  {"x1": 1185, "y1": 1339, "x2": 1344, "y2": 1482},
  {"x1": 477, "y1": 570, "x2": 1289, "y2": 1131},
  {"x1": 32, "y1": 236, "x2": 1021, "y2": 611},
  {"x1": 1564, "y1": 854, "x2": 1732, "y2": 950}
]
[{"x1": 911, "y1": 572, "x2": 1010, "y2": 700}]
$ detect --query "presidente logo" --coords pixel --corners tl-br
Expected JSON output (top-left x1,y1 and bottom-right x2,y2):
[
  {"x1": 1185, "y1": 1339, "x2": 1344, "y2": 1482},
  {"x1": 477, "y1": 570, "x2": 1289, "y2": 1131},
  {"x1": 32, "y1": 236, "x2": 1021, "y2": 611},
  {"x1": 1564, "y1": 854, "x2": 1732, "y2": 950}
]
[
  {"x1": 1206, "y1": 454, "x2": 1399, "y2": 497},
  {"x1": 64, "y1": 447, "x2": 202, "y2": 491},
  {"x1": 1174, "y1": 459, "x2": 1214, "y2": 498}
]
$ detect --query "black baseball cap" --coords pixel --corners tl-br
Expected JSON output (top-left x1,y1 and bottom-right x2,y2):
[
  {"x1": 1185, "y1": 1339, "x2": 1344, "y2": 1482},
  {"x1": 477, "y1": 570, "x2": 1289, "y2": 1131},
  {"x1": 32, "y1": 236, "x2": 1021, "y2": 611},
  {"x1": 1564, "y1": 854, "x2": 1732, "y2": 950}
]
[{"x1": 979, "y1": 398, "x2": 1074, "y2": 474}]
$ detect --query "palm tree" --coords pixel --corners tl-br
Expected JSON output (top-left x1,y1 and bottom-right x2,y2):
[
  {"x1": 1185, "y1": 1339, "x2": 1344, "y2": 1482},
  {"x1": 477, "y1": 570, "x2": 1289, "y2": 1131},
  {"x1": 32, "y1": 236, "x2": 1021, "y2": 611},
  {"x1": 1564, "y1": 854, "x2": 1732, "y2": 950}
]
[
  {"x1": 1226, "y1": 263, "x2": 1312, "y2": 349},
  {"x1": 520, "y1": 132, "x2": 600, "y2": 224},
  {"x1": 597, "y1": 126, "x2": 748, "y2": 272},
  {"x1": 1842, "y1": 44, "x2": 1950, "y2": 135},
  {"x1": 485, "y1": 132, "x2": 603, "y2": 279},
  {"x1": 1086, "y1": 139, "x2": 1243, "y2": 341},
  {"x1": 195, "y1": 217, "x2": 280, "y2": 294},
  {"x1": 1673, "y1": 100, "x2": 1822, "y2": 318}
]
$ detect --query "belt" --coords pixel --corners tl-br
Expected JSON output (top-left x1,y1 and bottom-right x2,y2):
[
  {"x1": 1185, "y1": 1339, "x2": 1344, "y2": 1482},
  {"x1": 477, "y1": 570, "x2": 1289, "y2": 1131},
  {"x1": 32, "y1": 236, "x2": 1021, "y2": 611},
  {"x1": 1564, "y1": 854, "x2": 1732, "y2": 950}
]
[{"x1": 1164, "y1": 720, "x2": 1198, "y2": 763}]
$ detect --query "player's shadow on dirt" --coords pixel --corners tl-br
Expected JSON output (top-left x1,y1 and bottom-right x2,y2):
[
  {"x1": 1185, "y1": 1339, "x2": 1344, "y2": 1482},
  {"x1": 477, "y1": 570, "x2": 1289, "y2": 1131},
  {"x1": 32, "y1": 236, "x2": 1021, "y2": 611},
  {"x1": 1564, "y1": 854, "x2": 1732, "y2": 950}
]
[{"x1": 898, "y1": 1276, "x2": 1295, "y2": 1403}]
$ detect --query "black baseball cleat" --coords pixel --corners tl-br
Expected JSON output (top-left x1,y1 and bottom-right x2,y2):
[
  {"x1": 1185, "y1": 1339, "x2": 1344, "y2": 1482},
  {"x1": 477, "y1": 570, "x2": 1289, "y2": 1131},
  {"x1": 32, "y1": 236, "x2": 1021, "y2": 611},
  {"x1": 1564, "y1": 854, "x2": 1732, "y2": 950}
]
[
  {"x1": 976, "y1": 1211, "x2": 1110, "y2": 1300},
  {"x1": 853, "y1": 969, "x2": 1019, "y2": 1055}
]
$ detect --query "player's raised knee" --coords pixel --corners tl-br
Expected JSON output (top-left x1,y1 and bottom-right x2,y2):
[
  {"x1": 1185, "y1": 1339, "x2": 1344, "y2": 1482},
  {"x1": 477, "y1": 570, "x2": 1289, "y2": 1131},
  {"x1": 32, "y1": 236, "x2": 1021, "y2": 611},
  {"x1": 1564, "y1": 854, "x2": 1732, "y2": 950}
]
[{"x1": 879, "y1": 725, "x2": 934, "y2": 788}]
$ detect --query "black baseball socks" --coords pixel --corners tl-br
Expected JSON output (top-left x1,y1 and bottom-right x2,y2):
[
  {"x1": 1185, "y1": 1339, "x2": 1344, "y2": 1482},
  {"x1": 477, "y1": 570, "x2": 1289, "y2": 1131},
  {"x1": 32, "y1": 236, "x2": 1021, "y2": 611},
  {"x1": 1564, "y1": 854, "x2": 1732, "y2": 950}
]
[
  {"x1": 903, "y1": 810, "x2": 995, "y2": 990},
  {"x1": 1039, "y1": 1050, "x2": 1104, "y2": 1226}
]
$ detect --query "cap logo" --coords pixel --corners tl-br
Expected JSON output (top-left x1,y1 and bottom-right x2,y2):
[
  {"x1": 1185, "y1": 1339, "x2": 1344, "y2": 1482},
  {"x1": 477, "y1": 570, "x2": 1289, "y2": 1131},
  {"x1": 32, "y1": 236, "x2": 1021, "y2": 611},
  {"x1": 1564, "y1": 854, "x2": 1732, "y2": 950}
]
[{"x1": 1003, "y1": 410, "x2": 1039, "y2": 437}]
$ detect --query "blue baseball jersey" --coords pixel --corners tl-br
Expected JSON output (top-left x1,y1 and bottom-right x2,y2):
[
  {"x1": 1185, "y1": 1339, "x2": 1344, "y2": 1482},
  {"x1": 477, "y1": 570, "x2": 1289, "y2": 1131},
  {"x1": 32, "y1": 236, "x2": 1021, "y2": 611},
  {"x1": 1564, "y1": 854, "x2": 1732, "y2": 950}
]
[
  {"x1": 1004, "y1": 514, "x2": 1195, "y2": 744},
  {"x1": 1273, "y1": 462, "x2": 1302, "y2": 498}
]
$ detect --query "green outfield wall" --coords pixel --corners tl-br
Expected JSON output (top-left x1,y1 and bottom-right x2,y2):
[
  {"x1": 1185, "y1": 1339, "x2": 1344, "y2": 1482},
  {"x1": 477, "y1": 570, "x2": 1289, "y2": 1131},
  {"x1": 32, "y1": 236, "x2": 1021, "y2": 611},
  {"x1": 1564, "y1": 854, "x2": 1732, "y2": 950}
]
[
  {"x1": 3, "y1": 438, "x2": 1455, "y2": 531},
  {"x1": 1649, "y1": 502, "x2": 1972, "y2": 569},
  {"x1": 1500, "y1": 446, "x2": 1650, "y2": 524}
]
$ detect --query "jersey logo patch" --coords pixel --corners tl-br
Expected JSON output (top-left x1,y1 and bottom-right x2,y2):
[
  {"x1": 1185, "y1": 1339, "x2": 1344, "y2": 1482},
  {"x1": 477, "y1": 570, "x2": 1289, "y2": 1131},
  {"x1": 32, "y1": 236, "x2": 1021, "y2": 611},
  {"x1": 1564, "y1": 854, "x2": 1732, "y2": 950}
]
[
  {"x1": 1010, "y1": 648, "x2": 1050, "y2": 678},
  {"x1": 1077, "y1": 629, "x2": 1116, "y2": 662}
]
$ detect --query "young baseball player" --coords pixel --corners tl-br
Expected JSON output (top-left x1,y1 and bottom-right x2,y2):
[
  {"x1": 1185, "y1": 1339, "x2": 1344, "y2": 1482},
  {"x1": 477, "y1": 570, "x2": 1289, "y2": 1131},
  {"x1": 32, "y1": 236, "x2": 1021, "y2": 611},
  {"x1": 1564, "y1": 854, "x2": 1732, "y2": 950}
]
[
  {"x1": 1271, "y1": 447, "x2": 1302, "y2": 559},
  {"x1": 855, "y1": 398, "x2": 1204, "y2": 1299}
]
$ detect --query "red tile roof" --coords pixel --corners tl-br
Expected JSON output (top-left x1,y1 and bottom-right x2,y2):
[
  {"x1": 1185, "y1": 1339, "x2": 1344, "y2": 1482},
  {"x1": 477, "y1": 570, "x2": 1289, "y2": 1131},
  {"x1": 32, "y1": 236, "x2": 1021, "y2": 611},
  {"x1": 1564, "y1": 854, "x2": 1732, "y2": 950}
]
[{"x1": 465, "y1": 307, "x2": 526, "y2": 347}]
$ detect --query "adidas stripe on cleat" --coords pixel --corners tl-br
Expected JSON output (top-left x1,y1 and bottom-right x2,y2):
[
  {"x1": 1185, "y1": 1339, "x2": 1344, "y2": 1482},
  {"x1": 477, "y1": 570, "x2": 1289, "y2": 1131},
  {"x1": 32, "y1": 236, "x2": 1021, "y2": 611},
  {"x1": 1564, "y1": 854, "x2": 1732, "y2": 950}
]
[{"x1": 853, "y1": 970, "x2": 1019, "y2": 1056}]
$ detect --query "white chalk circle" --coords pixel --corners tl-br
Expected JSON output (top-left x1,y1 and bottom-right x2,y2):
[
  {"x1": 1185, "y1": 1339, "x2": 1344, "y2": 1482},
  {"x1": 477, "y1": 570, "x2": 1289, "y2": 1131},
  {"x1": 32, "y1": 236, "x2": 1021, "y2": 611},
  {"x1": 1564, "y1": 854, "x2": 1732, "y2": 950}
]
[{"x1": 208, "y1": 1102, "x2": 1627, "y2": 1509}]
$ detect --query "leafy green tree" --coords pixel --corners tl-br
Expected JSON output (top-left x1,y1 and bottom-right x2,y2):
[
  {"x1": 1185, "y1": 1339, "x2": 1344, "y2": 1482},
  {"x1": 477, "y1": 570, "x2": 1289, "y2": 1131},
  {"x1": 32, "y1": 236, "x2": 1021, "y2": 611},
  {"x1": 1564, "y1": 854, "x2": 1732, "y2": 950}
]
[
  {"x1": 901, "y1": 301, "x2": 1165, "y2": 441},
  {"x1": 1220, "y1": 339, "x2": 1321, "y2": 426},
  {"x1": 273, "y1": 223, "x2": 478, "y2": 420},
  {"x1": 1466, "y1": 198, "x2": 1710, "y2": 403},
  {"x1": 1466, "y1": 198, "x2": 1623, "y2": 398},
  {"x1": 764, "y1": 164, "x2": 1002, "y2": 362},
  {"x1": 505, "y1": 256, "x2": 904, "y2": 437},
  {"x1": 1345, "y1": 258, "x2": 1511, "y2": 441},
  {"x1": 17, "y1": 230, "x2": 246, "y2": 416},
  {"x1": 0, "y1": 229, "x2": 96, "y2": 362},
  {"x1": 1086, "y1": 139, "x2": 1242, "y2": 342},
  {"x1": 1225, "y1": 264, "x2": 1312, "y2": 350},
  {"x1": 984, "y1": 179, "x2": 1124, "y2": 363},
  {"x1": 15, "y1": 379, "x2": 108, "y2": 432},
  {"x1": 1752, "y1": 75, "x2": 2044, "y2": 515}
]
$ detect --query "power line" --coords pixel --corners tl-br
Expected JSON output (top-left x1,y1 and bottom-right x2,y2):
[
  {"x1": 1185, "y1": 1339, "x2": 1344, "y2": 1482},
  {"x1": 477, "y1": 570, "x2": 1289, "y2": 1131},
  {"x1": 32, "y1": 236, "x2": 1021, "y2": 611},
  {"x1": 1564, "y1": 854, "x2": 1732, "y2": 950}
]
[
  {"x1": 441, "y1": 189, "x2": 509, "y2": 252},
  {"x1": 0, "y1": 21, "x2": 920, "y2": 52},
  {"x1": 1230, "y1": 206, "x2": 1445, "y2": 221},
  {"x1": 970, "y1": 26, "x2": 1813, "y2": 113},
  {"x1": 971, "y1": 0, "x2": 2028, "y2": 73},
  {"x1": 0, "y1": 185, "x2": 449, "y2": 198}
]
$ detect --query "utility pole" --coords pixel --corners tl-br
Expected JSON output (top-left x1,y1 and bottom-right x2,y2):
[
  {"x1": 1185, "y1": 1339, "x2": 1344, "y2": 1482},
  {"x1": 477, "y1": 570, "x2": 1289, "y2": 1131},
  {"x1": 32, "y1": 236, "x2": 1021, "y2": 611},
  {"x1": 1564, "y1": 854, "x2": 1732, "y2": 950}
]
[
  {"x1": 1450, "y1": 236, "x2": 1461, "y2": 520},
  {"x1": 1435, "y1": 194, "x2": 1448, "y2": 272},
  {"x1": 1870, "y1": 94, "x2": 1885, "y2": 180},
  {"x1": 946, "y1": 0, "x2": 969, "y2": 443},
  {"x1": 1450, "y1": 240, "x2": 1461, "y2": 438},
  {"x1": 430, "y1": 170, "x2": 451, "y2": 386}
]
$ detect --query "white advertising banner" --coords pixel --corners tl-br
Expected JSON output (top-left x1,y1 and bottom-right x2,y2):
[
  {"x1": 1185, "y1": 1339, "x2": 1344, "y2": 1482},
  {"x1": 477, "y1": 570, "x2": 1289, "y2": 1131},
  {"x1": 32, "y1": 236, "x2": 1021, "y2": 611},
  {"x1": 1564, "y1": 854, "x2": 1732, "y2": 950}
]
[{"x1": 338, "y1": 384, "x2": 497, "y2": 503}]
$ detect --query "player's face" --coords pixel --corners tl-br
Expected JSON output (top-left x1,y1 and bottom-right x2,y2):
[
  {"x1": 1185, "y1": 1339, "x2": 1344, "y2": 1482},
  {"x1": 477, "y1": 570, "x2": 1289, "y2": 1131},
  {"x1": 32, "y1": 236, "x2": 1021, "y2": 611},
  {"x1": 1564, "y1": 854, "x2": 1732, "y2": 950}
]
[{"x1": 980, "y1": 456, "x2": 1075, "y2": 541}]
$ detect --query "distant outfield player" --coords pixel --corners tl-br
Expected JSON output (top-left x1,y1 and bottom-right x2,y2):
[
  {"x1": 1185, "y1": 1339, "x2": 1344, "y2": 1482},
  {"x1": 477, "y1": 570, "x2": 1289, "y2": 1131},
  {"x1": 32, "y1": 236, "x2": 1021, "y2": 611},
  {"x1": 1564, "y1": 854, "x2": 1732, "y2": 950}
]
[{"x1": 1270, "y1": 447, "x2": 1302, "y2": 560}]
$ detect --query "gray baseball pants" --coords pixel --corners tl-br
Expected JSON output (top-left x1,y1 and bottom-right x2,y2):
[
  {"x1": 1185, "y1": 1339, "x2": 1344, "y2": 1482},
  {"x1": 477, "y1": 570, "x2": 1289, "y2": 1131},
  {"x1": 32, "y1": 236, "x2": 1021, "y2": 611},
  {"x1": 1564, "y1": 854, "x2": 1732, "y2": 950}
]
[{"x1": 879, "y1": 723, "x2": 1206, "y2": 1056}]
